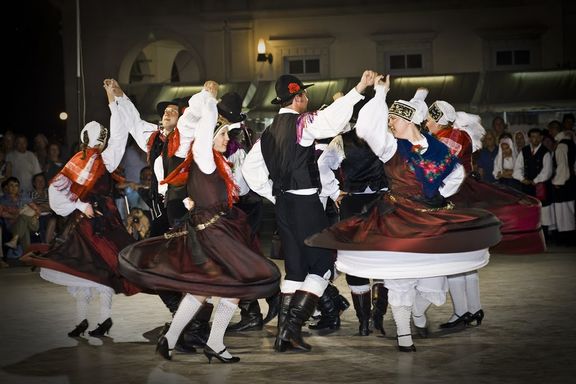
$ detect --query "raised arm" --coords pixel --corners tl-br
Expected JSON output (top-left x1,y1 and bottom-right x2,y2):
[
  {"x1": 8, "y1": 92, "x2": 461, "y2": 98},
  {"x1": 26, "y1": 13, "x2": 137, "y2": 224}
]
[
  {"x1": 101, "y1": 79, "x2": 130, "y2": 172},
  {"x1": 355, "y1": 75, "x2": 397, "y2": 163},
  {"x1": 191, "y1": 88, "x2": 219, "y2": 174}
]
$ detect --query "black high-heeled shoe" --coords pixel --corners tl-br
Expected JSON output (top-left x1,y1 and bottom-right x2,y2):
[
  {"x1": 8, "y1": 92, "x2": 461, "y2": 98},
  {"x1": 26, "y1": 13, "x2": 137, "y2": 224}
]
[
  {"x1": 397, "y1": 334, "x2": 416, "y2": 352},
  {"x1": 439, "y1": 312, "x2": 472, "y2": 329},
  {"x1": 68, "y1": 319, "x2": 89, "y2": 337},
  {"x1": 203, "y1": 345, "x2": 240, "y2": 364},
  {"x1": 467, "y1": 309, "x2": 484, "y2": 326},
  {"x1": 88, "y1": 318, "x2": 113, "y2": 337},
  {"x1": 156, "y1": 336, "x2": 173, "y2": 360}
]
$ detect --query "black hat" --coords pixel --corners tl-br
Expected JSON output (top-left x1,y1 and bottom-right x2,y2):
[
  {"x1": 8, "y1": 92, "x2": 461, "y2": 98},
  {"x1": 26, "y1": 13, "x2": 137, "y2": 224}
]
[
  {"x1": 270, "y1": 74, "x2": 314, "y2": 105},
  {"x1": 156, "y1": 98, "x2": 188, "y2": 118},
  {"x1": 217, "y1": 92, "x2": 246, "y2": 123}
]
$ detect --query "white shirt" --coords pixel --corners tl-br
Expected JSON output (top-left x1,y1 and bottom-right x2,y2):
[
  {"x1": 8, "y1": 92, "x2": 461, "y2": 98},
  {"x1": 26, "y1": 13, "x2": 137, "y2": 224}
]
[
  {"x1": 512, "y1": 144, "x2": 553, "y2": 183},
  {"x1": 242, "y1": 87, "x2": 364, "y2": 203}
]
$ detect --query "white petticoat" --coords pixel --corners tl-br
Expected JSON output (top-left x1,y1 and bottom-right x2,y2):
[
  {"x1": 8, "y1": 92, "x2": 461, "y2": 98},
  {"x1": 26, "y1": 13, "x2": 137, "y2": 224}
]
[
  {"x1": 40, "y1": 268, "x2": 111, "y2": 291},
  {"x1": 335, "y1": 248, "x2": 490, "y2": 280}
]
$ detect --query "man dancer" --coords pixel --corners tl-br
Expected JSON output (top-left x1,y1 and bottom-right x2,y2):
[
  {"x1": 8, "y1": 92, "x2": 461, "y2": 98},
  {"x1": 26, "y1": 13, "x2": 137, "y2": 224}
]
[{"x1": 242, "y1": 70, "x2": 375, "y2": 352}]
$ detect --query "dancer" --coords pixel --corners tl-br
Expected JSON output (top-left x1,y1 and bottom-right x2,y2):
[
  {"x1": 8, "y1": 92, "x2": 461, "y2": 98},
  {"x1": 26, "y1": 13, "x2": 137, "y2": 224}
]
[
  {"x1": 118, "y1": 85, "x2": 281, "y2": 363},
  {"x1": 316, "y1": 128, "x2": 389, "y2": 336},
  {"x1": 242, "y1": 70, "x2": 376, "y2": 352},
  {"x1": 426, "y1": 100, "x2": 544, "y2": 330},
  {"x1": 22, "y1": 80, "x2": 140, "y2": 337},
  {"x1": 306, "y1": 75, "x2": 501, "y2": 352}
]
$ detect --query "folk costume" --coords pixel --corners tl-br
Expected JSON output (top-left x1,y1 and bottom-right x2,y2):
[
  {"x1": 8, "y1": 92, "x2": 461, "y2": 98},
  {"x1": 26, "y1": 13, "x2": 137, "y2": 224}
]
[
  {"x1": 22, "y1": 113, "x2": 139, "y2": 338},
  {"x1": 119, "y1": 87, "x2": 280, "y2": 362},
  {"x1": 242, "y1": 74, "x2": 367, "y2": 352},
  {"x1": 306, "y1": 83, "x2": 502, "y2": 351}
]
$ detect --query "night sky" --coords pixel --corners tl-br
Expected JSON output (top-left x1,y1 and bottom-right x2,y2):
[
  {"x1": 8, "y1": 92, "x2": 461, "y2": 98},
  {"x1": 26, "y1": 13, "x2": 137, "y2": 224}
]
[{"x1": 10, "y1": 0, "x2": 65, "y2": 143}]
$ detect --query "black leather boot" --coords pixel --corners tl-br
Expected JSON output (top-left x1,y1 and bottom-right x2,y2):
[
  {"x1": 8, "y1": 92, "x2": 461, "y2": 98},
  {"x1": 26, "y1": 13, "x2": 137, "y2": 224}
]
[
  {"x1": 274, "y1": 293, "x2": 293, "y2": 352},
  {"x1": 372, "y1": 283, "x2": 388, "y2": 336},
  {"x1": 158, "y1": 290, "x2": 183, "y2": 315},
  {"x1": 227, "y1": 300, "x2": 263, "y2": 332},
  {"x1": 352, "y1": 291, "x2": 372, "y2": 336},
  {"x1": 309, "y1": 284, "x2": 341, "y2": 332},
  {"x1": 263, "y1": 291, "x2": 280, "y2": 325},
  {"x1": 279, "y1": 290, "x2": 319, "y2": 352},
  {"x1": 177, "y1": 302, "x2": 214, "y2": 351}
]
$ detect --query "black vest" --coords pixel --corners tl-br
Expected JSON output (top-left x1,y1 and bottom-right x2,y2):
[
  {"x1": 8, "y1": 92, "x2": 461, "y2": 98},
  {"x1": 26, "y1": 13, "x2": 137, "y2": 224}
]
[
  {"x1": 260, "y1": 113, "x2": 320, "y2": 196},
  {"x1": 522, "y1": 144, "x2": 548, "y2": 180},
  {"x1": 148, "y1": 132, "x2": 186, "y2": 204},
  {"x1": 340, "y1": 131, "x2": 388, "y2": 193}
]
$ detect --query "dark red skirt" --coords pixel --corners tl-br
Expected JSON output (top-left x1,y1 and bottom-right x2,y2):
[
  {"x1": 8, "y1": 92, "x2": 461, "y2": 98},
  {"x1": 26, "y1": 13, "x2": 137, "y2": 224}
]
[{"x1": 118, "y1": 207, "x2": 281, "y2": 300}]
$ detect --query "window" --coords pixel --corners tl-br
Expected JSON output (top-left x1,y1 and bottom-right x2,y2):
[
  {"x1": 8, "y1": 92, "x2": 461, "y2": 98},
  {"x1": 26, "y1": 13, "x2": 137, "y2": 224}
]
[
  {"x1": 287, "y1": 57, "x2": 321, "y2": 75},
  {"x1": 372, "y1": 32, "x2": 435, "y2": 76},
  {"x1": 496, "y1": 49, "x2": 531, "y2": 66}
]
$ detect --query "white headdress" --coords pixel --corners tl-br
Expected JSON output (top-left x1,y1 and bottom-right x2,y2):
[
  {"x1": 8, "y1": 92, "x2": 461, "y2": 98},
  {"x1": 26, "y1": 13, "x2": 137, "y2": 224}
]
[
  {"x1": 428, "y1": 100, "x2": 456, "y2": 125},
  {"x1": 80, "y1": 121, "x2": 109, "y2": 148},
  {"x1": 454, "y1": 112, "x2": 486, "y2": 152},
  {"x1": 389, "y1": 88, "x2": 429, "y2": 125}
]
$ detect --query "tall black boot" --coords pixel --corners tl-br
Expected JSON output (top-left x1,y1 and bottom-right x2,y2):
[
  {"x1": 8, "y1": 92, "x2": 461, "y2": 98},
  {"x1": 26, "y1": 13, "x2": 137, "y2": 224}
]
[
  {"x1": 372, "y1": 283, "x2": 388, "y2": 336},
  {"x1": 178, "y1": 302, "x2": 214, "y2": 350},
  {"x1": 227, "y1": 300, "x2": 263, "y2": 332},
  {"x1": 352, "y1": 291, "x2": 372, "y2": 336},
  {"x1": 263, "y1": 291, "x2": 280, "y2": 325},
  {"x1": 279, "y1": 290, "x2": 319, "y2": 352},
  {"x1": 158, "y1": 291, "x2": 183, "y2": 314},
  {"x1": 274, "y1": 293, "x2": 293, "y2": 352},
  {"x1": 309, "y1": 284, "x2": 341, "y2": 332}
]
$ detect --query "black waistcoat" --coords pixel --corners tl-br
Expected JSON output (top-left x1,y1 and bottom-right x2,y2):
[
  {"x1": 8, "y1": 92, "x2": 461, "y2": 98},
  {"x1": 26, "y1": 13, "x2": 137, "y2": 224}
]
[
  {"x1": 340, "y1": 131, "x2": 388, "y2": 193},
  {"x1": 260, "y1": 113, "x2": 320, "y2": 196},
  {"x1": 522, "y1": 144, "x2": 548, "y2": 180}
]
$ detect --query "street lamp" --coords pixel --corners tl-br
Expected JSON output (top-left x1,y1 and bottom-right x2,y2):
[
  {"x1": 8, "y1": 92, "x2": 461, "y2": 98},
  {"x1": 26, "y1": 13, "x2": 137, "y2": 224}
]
[{"x1": 257, "y1": 38, "x2": 273, "y2": 64}]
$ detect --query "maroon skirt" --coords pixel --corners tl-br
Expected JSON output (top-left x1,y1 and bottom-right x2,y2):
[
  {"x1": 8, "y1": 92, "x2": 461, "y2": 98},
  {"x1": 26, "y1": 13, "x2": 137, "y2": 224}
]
[{"x1": 118, "y1": 207, "x2": 281, "y2": 300}]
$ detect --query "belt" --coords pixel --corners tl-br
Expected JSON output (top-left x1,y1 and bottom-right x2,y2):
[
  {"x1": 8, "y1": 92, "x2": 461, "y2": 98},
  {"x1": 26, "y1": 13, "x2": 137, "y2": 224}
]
[{"x1": 194, "y1": 211, "x2": 225, "y2": 231}]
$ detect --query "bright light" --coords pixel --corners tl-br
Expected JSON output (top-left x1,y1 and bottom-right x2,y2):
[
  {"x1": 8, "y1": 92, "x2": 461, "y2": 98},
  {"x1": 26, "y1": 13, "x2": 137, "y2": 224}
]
[
  {"x1": 257, "y1": 38, "x2": 266, "y2": 54},
  {"x1": 59, "y1": 112, "x2": 68, "y2": 120},
  {"x1": 393, "y1": 75, "x2": 456, "y2": 85}
]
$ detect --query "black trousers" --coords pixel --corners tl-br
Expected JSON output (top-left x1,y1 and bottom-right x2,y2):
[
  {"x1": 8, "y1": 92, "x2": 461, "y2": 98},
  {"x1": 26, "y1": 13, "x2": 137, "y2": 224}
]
[
  {"x1": 275, "y1": 192, "x2": 334, "y2": 282},
  {"x1": 340, "y1": 193, "x2": 382, "y2": 287}
]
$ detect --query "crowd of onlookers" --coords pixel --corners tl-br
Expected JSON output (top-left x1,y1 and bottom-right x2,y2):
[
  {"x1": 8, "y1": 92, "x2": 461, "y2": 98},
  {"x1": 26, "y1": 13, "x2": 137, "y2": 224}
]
[
  {"x1": 473, "y1": 113, "x2": 576, "y2": 245},
  {"x1": 1, "y1": 112, "x2": 574, "y2": 267},
  {"x1": 0, "y1": 131, "x2": 153, "y2": 267}
]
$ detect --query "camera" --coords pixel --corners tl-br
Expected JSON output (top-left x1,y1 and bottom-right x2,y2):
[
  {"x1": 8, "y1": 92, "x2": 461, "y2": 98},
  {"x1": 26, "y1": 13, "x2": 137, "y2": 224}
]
[{"x1": 132, "y1": 217, "x2": 140, "y2": 224}]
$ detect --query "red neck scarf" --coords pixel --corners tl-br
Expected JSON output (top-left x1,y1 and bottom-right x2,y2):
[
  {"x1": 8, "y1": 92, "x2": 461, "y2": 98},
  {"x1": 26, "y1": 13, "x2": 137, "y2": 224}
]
[{"x1": 58, "y1": 148, "x2": 106, "y2": 200}]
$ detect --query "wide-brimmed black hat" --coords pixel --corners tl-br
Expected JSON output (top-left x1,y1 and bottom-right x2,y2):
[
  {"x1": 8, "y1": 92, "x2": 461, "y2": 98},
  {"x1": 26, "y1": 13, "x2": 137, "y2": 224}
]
[
  {"x1": 270, "y1": 74, "x2": 314, "y2": 105},
  {"x1": 217, "y1": 92, "x2": 246, "y2": 123},
  {"x1": 156, "y1": 98, "x2": 188, "y2": 118}
]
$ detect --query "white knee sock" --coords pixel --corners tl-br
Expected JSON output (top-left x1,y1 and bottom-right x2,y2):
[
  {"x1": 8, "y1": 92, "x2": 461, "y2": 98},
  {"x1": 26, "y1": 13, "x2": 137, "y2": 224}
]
[
  {"x1": 412, "y1": 293, "x2": 430, "y2": 328},
  {"x1": 69, "y1": 286, "x2": 92, "y2": 324},
  {"x1": 349, "y1": 284, "x2": 370, "y2": 295},
  {"x1": 206, "y1": 299, "x2": 239, "y2": 359},
  {"x1": 165, "y1": 294, "x2": 203, "y2": 349},
  {"x1": 447, "y1": 274, "x2": 469, "y2": 322},
  {"x1": 97, "y1": 287, "x2": 114, "y2": 322},
  {"x1": 465, "y1": 271, "x2": 481, "y2": 313},
  {"x1": 391, "y1": 305, "x2": 413, "y2": 347}
]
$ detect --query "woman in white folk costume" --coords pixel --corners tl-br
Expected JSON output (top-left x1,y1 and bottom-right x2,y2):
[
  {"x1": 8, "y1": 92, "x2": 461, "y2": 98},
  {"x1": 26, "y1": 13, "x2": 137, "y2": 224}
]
[
  {"x1": 22, "y1": 80, "x2": 141, "y2": 337},
  {"x1": 306, "y1": 75, "x2": 501, "y2": 351}
]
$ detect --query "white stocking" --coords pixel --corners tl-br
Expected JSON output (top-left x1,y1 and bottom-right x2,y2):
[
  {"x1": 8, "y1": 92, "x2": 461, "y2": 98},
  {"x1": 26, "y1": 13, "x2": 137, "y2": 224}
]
[
  {"x1": 165, "y1": 294, "x2": 203, "y2": 349},
  {"x1": 206, "y1": 298, "x2": 239, "y2": 359},
  {"x1": 412, "y1": 293, "x2": 430, "y2": 328},
  {"x1": 68, "y1": 286, "x2": 92, "y2": 324},
  {"x1": 465, "y1": 271, "x2": 481, "y2": 314},
  {"x1": 447, "y1": 274, "x2": 469, "y2": 322},
  {"x1": 96, "y1": 286, "x2": 114, "y2": 322},
  {"x1": 391, "y1": 305, "x2": 413, "y2": 348}
]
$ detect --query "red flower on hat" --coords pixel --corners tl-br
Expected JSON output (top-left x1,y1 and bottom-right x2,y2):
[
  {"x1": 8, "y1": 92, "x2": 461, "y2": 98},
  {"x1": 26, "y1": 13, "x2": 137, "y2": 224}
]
[{"x1": 288, "y1": 82, "x2": 301, "y2": 94}]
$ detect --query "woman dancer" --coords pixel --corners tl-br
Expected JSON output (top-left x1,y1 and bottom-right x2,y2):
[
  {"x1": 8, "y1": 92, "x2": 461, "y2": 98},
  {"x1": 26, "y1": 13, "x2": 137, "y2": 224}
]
[
  {"x1": 22, "y1": 80, "x2": 140, "y2": 337},
  {"x1": 118, "y1": 86, "x2": 280, "y2": 363},
  {"x1": 306, "y1": 75, "x2": 501, "y2": 351}
]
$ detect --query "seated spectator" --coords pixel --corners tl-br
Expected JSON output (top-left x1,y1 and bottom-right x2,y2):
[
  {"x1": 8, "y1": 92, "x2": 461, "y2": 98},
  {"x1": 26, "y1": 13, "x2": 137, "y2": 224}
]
[
  {"x1": 493, "y1": 136, "x2": 521, "y2": 190},
  {"x1": 475, "y1": 129, "x2": 498, "y2": 183},
  {"x1": 44, "y1": 142, "x2": 65, "y2": 182},
  {"x1": 0, "y1": 148, "x2": 12, "y2": 189},
  {"x1": 125, "y1": 207, "x2": 150, "y2": 240},
  {"x1": 30, "y1": 173, "x2": 57, "y2": 243},
  {"x1": 0, "y1": 177, "x2": 40, "y2": 252}
]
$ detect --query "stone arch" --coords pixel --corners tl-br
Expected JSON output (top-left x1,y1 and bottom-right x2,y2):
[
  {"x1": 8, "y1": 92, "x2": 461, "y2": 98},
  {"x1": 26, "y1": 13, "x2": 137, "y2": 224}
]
[{"x1": 118, "y1": 35, "x2": 205, "y2": 85}]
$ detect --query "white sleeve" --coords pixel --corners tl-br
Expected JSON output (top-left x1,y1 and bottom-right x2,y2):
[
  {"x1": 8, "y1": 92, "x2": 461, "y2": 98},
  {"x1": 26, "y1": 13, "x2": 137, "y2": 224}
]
[
  {"x1": 318, "y1": 136, "x2": 345, "y2": 201},
  {"x1": 242, "y1": 140, "x2": 275, "y2": 204},
  {"x1": 191, "y1": 95, "x2": 218, "y2": 174},
  {"x1": 493, "y1": 156, "x2": 502, "y2": 179},
  {"x1": 174, "y1": 89, "x2": 214, "y2": 158},
  {"x1": 513, "y1": 152, "x2": 525, "y2": 181},
  {"x1": 48, "y1": 178, "x2": 90, "y2": 217},
  {"x1": 299, "y1": 88, "x2": 364, "y2": 146},
  {"x1": 229, "y1": 149, "x2": 250, "y2": 196},
  {"x1": 355, "y1": 84, "x2": 397, "y2": 163},
  {"x1": 115, "y1": 94, "x2": 157, "y2": 152},
  {"x1": 533, "y1": 152, "x2": 553, "y2": 183},
  {"x1": 552, "y1": 143, "x2": 569, "y2": 186},
  {"x1": 440, "y1": 163, "x2": 465, "y2": 198},
  {"x1": 101, "y1": 100, "x2": 130, "y2": 172}
]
